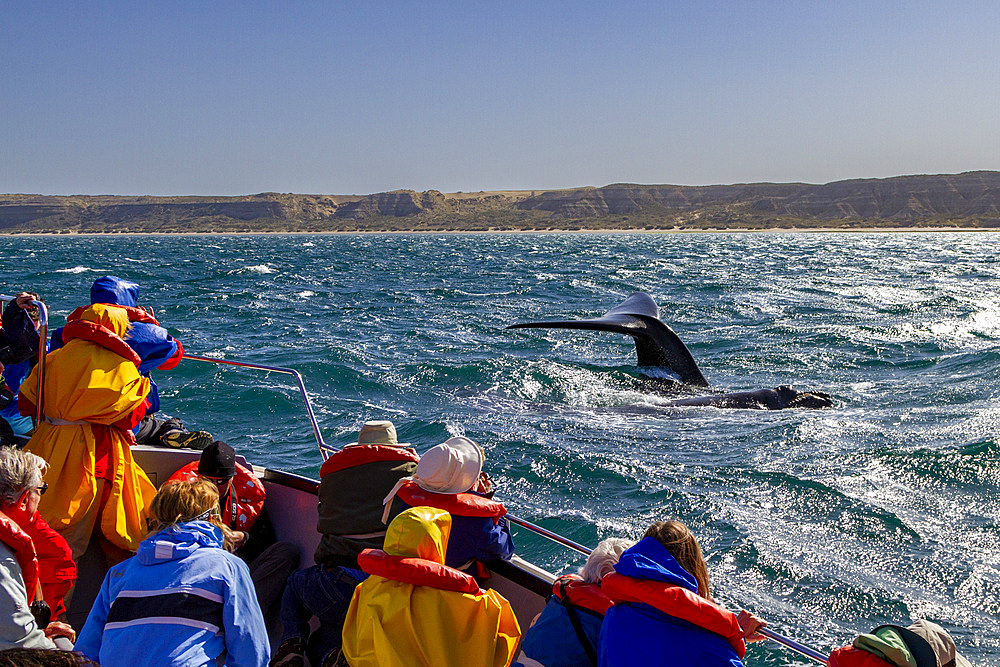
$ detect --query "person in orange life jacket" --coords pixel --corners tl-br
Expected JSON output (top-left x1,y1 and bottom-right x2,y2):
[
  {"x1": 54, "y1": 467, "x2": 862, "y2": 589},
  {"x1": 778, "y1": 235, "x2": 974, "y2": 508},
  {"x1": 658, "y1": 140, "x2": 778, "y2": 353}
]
[
  {"x1": 168, "y1": 440, "x2": 297, "y2": 621},
  {"x1": 828, "y1": 619, "x2": 971, "y2": 667},
  {"x1": 1, "y1": 293, "x2": 41, "y2": 448},
  {"x1": 597, "y1": 520, "x2": 767, "y2": 667},
  {"x1": 270, "y1": 420, "x2": 418, "y2": 667},
  {"x1": 381, "y1": 435, "x2": 514, "y2": 571},
  {"x1": 0, "y1": 448, "x2": 75, "y2": 650},
  {"x1": 0, "y1": 449, "x2": 75, "y2": 625},
  {"x1": 515, "y1": 538, "x2": 633, "y2": 667},
  {"x1": 341, "y1": 505, "x2": 522, "y2": 667},
  {"x1": 48, "y1": 276, "x2": 211, "y2": 451}
]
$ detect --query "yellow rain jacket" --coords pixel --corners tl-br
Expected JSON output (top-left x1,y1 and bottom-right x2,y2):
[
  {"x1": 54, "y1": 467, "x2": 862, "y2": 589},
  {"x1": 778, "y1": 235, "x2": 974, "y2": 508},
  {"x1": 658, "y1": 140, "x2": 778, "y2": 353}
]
[
  {"x1": 20, "y1": 303, "x2": 156, "y2": 551},
  {"x1": 342, "y1": 506, "x2": 521, "y2": 667}
]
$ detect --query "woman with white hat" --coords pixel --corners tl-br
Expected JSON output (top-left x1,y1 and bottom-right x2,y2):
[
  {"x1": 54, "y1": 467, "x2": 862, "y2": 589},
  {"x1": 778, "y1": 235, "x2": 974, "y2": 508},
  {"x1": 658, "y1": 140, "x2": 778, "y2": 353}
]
[{"x1": 381, "y1": 436, "x2": 514, "y2": 570}]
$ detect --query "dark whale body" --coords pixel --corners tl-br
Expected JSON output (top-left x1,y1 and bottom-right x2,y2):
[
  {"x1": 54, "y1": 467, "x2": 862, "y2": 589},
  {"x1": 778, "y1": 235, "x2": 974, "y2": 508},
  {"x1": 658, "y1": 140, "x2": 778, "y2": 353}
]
[{"x1": 508, "y1": 292, "x2": 833, "y2": 410}]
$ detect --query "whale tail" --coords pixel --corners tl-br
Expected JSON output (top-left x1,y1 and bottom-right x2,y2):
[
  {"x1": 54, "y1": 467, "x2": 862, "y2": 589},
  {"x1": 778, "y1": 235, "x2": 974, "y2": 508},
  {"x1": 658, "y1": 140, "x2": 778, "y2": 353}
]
[{"x1": 507, "y1": 292, "x2": 709, "y2": 387}]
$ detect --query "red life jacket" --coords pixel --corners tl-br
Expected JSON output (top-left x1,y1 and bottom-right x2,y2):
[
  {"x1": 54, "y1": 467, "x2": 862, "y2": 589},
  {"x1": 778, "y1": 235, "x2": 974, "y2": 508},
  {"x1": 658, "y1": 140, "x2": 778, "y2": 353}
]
[
  {"x1": 320, "y1": 444, "x2": 419, "y2": 478},
  {"x1": 0, "y1": 511, "x2": 39, "y2": 604},
  {"x1": 168, "y1": 461, "x2": 266, "y2": 531},
  {"x1": 395, "y1": 481, "x2": 507, "y2": 524},
  {"x1": 62, "y1": 319, "x2": 142, "y2": 367},
  {"x1": 828, "y1": 647, "x2": 896, "y2": 667},
  {"x1": 553, "y1": 574, "x2": 614, "y2": 615},
  {"x1": 70, "y1": 304, "x2": 162, "y2": 327},
  {"x1": 602, "y1": 572, "x2": 746, "y2": 660},
  {"x1": 20, "y1": 512, "x2": 75, "y2": 618},
  {"x1": 358, "y1": 548, "x2": 482, "y2": 594}
]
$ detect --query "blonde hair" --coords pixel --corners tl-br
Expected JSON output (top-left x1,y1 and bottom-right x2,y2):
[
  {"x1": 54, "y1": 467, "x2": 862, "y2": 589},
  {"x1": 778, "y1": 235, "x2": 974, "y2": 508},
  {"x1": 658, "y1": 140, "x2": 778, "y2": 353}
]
[
  {"x1": 579, "y1": 537, "x2": 633, "y2": 584},
  {"x1": 643, "y1": 520, "x2": 711, "y2": 600},
  {"x1": 148, "y1": 479, "x2": 235, "y2": 551}
]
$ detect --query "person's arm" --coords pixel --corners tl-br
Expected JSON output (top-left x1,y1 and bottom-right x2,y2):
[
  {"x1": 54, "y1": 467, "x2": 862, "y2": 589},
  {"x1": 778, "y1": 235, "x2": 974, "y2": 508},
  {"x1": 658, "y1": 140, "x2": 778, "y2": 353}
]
[
  {"x1": 222, "y1": 556, "x2": 270, "y2": 667},
  {"x1": 0, "y1": 551, "x2": 55, "y2": 649},
  {"x1": 736, "y1": 609, "x2": 767, "y2": 642}
]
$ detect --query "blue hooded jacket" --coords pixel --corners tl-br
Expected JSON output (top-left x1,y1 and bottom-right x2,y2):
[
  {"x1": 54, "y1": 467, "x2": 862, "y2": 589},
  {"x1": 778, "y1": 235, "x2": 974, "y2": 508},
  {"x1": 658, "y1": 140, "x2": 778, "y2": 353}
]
[
  {"x1": 50, "y1": 276, "x2": 181, "y2": 414},
  {"x1": 75, "y1": 521, "x2": 269, "y2": 667},
  {"x1": 597, "y1": 537, "x2": 744, "y2": 667}
]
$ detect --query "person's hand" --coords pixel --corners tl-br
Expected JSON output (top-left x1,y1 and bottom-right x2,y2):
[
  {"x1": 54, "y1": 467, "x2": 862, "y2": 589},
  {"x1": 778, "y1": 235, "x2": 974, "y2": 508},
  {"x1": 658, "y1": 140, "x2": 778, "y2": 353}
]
[
  {"x1": 44, "y1": 620, "x2": 76, "y2": 642},
  {"x1": 736, "y1": 610, "x2": 767, "y2": 642},
  {"x1": 14, "y1": 293, "x2": 37, "y2": 310},
  {"x1": 231, "y1": 530, "x2": 248, "y2": 548}
]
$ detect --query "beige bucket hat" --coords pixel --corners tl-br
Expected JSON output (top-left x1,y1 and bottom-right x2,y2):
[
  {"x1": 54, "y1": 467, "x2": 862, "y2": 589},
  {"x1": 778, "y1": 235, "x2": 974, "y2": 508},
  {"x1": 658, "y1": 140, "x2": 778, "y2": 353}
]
[
  {"x1": 906, "y1": 619, "x2": 972, "y2": 667},
  {"x1": 349, "y1": 420, "x2": 409, "y2": 447}
]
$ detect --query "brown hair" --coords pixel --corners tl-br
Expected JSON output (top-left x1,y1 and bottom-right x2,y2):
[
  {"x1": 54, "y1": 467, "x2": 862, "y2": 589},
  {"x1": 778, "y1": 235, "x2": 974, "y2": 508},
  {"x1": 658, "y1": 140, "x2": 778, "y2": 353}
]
[
  {"x1": 643, "y1": 520, "x2": 712, "y2": 600},
  {"x1": 149, "y1": 479, "x2": 235, "y2": 551}
]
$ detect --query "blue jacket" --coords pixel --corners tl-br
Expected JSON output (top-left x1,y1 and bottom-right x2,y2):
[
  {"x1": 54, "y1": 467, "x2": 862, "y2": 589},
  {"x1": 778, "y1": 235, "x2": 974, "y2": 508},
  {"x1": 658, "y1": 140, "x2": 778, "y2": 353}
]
[
  {"x1": 597, "y1": 537, "x2": 743, "y2": 667},
  {"x1": 519, "y1": 593, "x2": 604, "y2": 667},
  {"x1": 50, "y1": 276, "x2": 181, "y2": 413},
  {"x1": 75, "y1": 521, "x2": 270, "y2": 667}
]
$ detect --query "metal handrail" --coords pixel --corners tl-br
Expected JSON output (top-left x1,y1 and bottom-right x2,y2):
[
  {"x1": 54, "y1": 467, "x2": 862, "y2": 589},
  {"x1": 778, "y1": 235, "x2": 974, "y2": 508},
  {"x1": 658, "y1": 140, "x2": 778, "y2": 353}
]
[
  {"x1": 181, "y1": 354, "x2": 335, "y2": 458},
  {"x1": 0, "y1": 294, "x2": 48, "y2": 425},
  {"x1": 178, "y1": 352, "x2": 828, "y2": 664}
]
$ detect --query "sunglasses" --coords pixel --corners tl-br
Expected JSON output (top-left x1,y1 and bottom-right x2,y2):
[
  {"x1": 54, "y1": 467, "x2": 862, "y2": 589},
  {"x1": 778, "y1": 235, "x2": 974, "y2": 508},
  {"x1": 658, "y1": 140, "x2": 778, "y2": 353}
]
[{"x1": 35, "y1": 482, "x2": 48, "y2": 496}]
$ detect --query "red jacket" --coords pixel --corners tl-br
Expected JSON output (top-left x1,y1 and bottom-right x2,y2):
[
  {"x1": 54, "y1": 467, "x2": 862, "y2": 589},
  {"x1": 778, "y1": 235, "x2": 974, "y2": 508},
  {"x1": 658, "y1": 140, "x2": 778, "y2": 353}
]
[
  {"x1": 20, "y1": 512, "x2": 76, "y2": 618},
  {"x1": 828, "y1": 647, "x2": 896, "y2": 667}
]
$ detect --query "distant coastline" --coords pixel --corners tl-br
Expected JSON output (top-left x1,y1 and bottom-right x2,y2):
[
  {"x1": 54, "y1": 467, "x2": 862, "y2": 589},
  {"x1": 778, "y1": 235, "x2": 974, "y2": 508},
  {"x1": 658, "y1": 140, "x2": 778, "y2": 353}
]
[{"x1": 3, "y1": 171, "x2": 998, "y2": 234}]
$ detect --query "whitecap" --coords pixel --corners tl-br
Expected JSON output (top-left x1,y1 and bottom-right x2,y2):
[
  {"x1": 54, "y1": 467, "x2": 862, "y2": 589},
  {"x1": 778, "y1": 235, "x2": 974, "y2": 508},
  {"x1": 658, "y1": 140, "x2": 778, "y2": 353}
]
[
  {"x1": 55, "y1": 266, "x2": 98, "y2": 274},
  {"x1": 244, "y1": 264, "x2": 276, "y2": 274},
  {"x1": 297, "y1": 290, "x2": 315, "y2": 298}
]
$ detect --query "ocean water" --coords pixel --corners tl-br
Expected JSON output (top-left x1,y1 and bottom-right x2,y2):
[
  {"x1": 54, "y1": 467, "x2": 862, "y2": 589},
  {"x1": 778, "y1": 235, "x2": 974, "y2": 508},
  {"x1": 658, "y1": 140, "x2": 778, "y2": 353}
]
[{"x1": 2, "y1": 232, "x2": 998, "y2": 665}]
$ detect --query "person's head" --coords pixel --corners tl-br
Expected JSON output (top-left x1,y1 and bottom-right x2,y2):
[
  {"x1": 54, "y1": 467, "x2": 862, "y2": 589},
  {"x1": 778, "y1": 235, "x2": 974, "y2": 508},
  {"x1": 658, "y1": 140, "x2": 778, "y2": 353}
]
[
  {"x1": 644, "y1": 520, "x2": 711, "y2": 600},
  {"x1": 350, "y1": 420, "x2": 409, "y2": 447},
  {"x1": 412, "y1": 436, "x2": 484, "y2": 494},
  {"x1": 0, "y1": 448, "x2": 48, "y2": 522},
  {"x1": 383, "y1": 506, "x2": 452, "y2": 564},
  {"x1": 580, "y1": 537, "x2": 634, "y2": 584},
  {"x1": 0, "y1": 647, "x2": 101, "y2": 666},
  {"x1": 90, "y1": 275, "x2": 139, "y2": 308},
  {"x1": 198, "y1": 440, "x2": 237, "y2": 495},
  {"x1": 148, "y1": 479, "x2": 235, "y2": 550}
]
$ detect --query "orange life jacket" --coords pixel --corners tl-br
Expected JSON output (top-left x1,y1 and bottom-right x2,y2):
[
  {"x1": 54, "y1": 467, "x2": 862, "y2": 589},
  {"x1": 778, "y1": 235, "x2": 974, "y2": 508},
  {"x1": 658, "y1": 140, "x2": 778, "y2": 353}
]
[
  {"x1": 395, "y1": 480, "x2": 506, "y2": 523},
  {"x1": 0, "y1": 511, "x2": 39, "y2": 603},
  {"x1": 828, "y1": 647, "x2": 896, "y2": 667},
  {"x1": 553, "y1": 574, "x2": 614, "y2": 615},
  {"x1": 320, "y1": 444, "x2": 419, "y2": 477},
  {"x1": 602, "y1": 572, "x2": 746, "y2": 660},
  {"x1": 168, "y1": 461, "x2": 265, "y2": 531},
  {"x1": 358, "y1": 547, "x2": 483, "y2": 594}
]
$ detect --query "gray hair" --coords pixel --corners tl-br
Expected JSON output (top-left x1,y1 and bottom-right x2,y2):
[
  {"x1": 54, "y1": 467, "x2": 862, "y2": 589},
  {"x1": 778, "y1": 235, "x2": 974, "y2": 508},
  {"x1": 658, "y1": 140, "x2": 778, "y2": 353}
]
[
  {"x1": 0, "y1": 448, "x2": 47, "y2": 507},
  {"x1": 580, "y1": 537, "x2": 634, "y2": 584}
]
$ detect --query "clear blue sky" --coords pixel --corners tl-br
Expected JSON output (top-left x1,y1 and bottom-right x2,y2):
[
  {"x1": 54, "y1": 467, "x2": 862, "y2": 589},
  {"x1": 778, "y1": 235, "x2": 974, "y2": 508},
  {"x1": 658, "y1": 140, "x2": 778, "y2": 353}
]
[{"x1": 3, "y1": 1, "x2": 999, "y2": 196}]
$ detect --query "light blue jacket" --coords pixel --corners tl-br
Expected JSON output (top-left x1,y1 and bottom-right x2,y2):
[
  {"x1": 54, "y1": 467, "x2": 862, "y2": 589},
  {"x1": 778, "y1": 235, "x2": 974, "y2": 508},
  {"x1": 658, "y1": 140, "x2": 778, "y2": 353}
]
[{"x1": 75, "y1": 521, "x2": 270, "y2": 667}]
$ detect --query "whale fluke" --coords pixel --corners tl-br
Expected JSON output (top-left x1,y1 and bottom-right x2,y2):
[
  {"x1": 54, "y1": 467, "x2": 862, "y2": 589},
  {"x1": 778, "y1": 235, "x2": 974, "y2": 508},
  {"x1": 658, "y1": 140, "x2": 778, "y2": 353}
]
[{"x1": 507, "y1": 292, "x2": 709, "y2": 386}]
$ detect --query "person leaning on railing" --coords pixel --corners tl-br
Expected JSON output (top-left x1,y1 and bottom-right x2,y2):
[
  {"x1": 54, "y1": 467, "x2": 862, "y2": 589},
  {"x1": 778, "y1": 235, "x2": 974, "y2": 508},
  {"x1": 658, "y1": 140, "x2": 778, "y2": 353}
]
[
  {"x1": 0, "y1": 293, "x2": 41, "y2": 448},
  {"x1": 597, "y1": 520, "x2": 767, "y2": 667}
]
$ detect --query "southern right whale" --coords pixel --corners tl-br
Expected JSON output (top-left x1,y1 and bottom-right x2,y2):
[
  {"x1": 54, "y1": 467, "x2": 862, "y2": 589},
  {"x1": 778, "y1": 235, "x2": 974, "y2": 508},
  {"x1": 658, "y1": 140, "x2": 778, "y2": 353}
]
[{"x1": 507, "y1": 292, "x2": 833, "y2": 410}]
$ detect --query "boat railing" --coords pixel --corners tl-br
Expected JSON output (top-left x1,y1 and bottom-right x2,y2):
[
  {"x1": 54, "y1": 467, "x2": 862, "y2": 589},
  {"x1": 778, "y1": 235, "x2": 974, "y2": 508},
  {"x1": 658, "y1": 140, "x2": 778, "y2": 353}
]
[
  {"x1": 0, "y1": 294, "x2": 49, "y2": 425},
  {"x1": 178, "y1": 352, "x2": 829, "y2": 664}
]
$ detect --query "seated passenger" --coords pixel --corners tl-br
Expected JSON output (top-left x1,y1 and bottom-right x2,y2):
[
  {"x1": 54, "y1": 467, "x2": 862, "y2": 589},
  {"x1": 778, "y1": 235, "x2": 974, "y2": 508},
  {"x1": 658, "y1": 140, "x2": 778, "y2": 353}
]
[
  {"x1": 828, "y1": 619, "x2": 970, "y2": 667},
  {"x1": 168, "y1": 440, "x2": 297, "y2": 618},
  {"x1": 0, "y1": 448, "x2": 75, "y2": 650},
  {"x1": 382, "y1": 436, "x2": 514, "y2": 570},
  {"x1": 272, "y1": 420, "x2": 417, "y2": 667},
  {"x1": 597, "y1": 520, "x2": 766, "y2": 667},
  {"x1": 342, "y1": 506, "x2": 521, "y2": 667},
  {"x1": 0, "y1": 647, "x2": 100, "y2": 665},
  {"x1": 517, "y1": 537, "x2": 633, "y2": 667},
  {"x1": 1, "y1": 294, "x2": 42, "y2": 448},
  {"x1": 0, "y1": 449, "x2": 75, "y2": 623},
  {"x1": 19, "y1": 303, "x2": 156, "y2": 562},
  {"x1": 74, "y1": 478, "x2": 270, "y2": 667},
  {"x1": 50, "y1": 276, "x2": 211, "y2": 450}
]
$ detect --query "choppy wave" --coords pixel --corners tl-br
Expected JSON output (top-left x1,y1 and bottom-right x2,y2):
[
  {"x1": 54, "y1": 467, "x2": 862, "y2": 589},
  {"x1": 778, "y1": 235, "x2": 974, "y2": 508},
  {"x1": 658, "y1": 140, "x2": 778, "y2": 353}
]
[{"x1": 2, "y1": 232, "x2": 999, "y2": 664}]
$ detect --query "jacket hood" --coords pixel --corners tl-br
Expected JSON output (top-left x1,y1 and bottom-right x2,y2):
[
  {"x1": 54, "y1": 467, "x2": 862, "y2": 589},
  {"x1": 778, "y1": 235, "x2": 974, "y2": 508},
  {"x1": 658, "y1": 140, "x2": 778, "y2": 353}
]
[
  {"x1": 614, "y1": 536, "x2": 699, "y2": 593},
  {"x1": 75, "y1": 303, "x2": 131, "y2": 339},
  {"x1": 137, "y1": 521, "x2": 225, "y2": 565},
  {"x1": 382, "y1": 506, "x2": 451, "y2": 563},
  {"x1": 91, "y1": 276, "x2": 139, "y2": 308}
]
